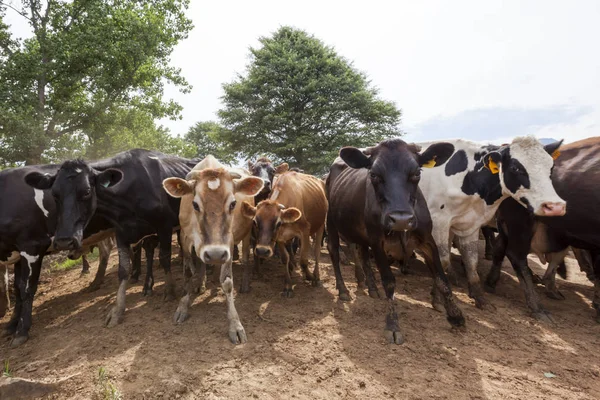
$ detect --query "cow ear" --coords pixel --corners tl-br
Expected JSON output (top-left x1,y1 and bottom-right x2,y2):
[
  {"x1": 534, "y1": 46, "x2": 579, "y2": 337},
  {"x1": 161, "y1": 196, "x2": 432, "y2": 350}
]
[
  {"x1": 544, "y1": 139, "x2": 564, "y2": 160},
  {"x1": 95, "y1": 169, "x2": 123, "y2": 189},
  {"x1": 340, "y1": 147, "x2": 371, "y2": 169},
  {"x1": 241, "y1": 201, "x2": 256, "y2": 219},
  {"x1": 483, "y1": 152, "x2": 502, "y2": 174},
  {"x1": 25, "y1": 172, "x2": 56, "y2": 190},
  {"x1": 275, "y1": 163, "x2": 289, "y2": 174},
  {"x1": 281, "y1": 207, "x2": 302, "y2": 223},
  {"x1": 418, "y1": 143, "x2": 455, "y2": 168},
  {"x1": 247, "y1": 160, "x2": 254, "y2": 170},
  {"x1": 235, "y1": 176, "x2": 264, "y2": 197},
  {"x1": 163, "y1": 177, "x2": 193, "y2": 198}
]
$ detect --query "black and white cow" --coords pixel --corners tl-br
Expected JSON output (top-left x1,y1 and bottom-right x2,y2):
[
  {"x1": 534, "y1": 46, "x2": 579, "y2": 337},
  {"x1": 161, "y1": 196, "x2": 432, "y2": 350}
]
[
  {"x1": 417, "y1": 136, "x2": 566, "y2": 311},
  {"x1": 25, "y1": 149, "x2": 197, "y2": 333}
]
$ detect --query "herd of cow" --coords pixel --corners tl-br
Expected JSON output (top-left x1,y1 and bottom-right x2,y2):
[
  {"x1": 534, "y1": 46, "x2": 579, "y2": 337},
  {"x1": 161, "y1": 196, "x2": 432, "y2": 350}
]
[{"x1": 0, "y1": 135, "x2": 598, "y2": 348}]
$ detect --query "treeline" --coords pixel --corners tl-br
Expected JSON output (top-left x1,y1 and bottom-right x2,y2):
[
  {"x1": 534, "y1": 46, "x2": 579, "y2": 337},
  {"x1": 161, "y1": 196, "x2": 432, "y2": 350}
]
[{"x1": 1, "y1": 2, "x2": 402, "y2": 174}]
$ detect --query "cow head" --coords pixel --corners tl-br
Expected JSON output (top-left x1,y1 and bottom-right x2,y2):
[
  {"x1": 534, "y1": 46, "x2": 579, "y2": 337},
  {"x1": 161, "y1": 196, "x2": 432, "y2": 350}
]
[
  {"x1": 241, "y1": 200, "x2": 301, "y2": 258},
  {"x1": 483, "y1": 136, "x2": 566, "y2": 216},
  {"x1": 340, "y1": 139, "x2": 455, "y2": 233},
  {"x1": 163, "y1": 168, "x2": 263, "y2": 265},
  {"x1": 247, "y1": 157, "x2": 288, "y2": 194},
  {"x1": 24, "y1": 160, "x2": 122, "y2": 250}
]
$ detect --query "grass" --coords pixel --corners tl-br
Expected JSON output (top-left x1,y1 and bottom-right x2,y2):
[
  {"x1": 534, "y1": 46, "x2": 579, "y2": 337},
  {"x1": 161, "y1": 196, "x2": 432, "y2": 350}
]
[
  {"x1": 51, "y1": 247, "x2": 100, "y2": 272},
  {"x1": 97, "y1": 367, "x2": 122, "y2": 400},
  {"x1": 3, "y1": 359, "x2": 12, "y2": 378}
]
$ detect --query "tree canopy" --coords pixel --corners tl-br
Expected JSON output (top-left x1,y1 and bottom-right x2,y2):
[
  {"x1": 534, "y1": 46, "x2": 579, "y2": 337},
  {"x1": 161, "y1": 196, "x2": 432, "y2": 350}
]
[
  {"x1": 218, "y1": 26, "x2": 402, "y2": 174},
  {"x1": 184, "y1": 121, "x2": 235, "y2": 164},
  {"x1": 0, "y1": 0, "x2": 193, "y2": 165}
]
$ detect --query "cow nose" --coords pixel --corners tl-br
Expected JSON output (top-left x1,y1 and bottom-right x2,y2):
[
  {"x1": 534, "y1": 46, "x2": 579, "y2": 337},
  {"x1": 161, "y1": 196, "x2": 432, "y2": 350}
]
[
  {"x1": 541, "y1": 201, "x2": 566, "y2": 216},
  {"x1": 54, "y1": 237, "x2": 78, "y2": 251},
  {"x1": 202, "y1": 247, "x2": 230, "y2": 264},
  {"x1": 386, "y1": 212, "x2": 416, "y2": 232},
  {"x1": 255, "y1": 246, "x2": 273, "y2": 258}
]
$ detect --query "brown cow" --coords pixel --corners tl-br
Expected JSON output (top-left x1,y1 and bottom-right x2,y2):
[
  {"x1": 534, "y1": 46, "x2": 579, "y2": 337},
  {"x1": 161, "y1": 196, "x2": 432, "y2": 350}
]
[
  {"x1": 163, "y1": 155, "x2": 263, "y2": 344},
  {"x1": 242, "y1": 171, "x2": 328, "y2": 297}
]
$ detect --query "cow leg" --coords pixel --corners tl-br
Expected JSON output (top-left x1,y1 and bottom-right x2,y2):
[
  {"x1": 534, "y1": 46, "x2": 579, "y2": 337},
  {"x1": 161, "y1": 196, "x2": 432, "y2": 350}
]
[
  {"x1": 174, "y1": 251, "x2": 197, "y2": 323},
  {"x1": 353, "y1": 245, "x2": 367, "y2": 291},
  {"x1": 372, "y1": 247, "x2": 403, "y2": 345},
  {"x1": 3, "y1": 262, "x2": 22, "y2": 337},
  {"x1": 458, "y1": 231, "x2": 495, "y2": 311},
  {"x1": 86, "y1": 238, "x2": 113, "y2": 292},
  {"x1": 299, "y1": 232, "x2": 314, "y2": 282},
  {"x1": 81, "y1": 254, "x2": 91, "y2": 275},
  {"x1": 240, "y1": 233, "x2": 252, "y2": 293},
  {"x1": 10, "y1": 249, "x2": 45, "y2": 347},
  {"x1": 590, "y1": 251, "x2": 600, "y2": 323},
  {"x1": 542, "y1": 249, "x2": 569, "y2": 300},
  {"x1": 420, "y1": 240, "x2": 465, "y2": 327},
  {"x1": 158, "y1": 231, "x2": 176, "y2": 301},
  {"x1": 327, "y1": 219, "x2": 351, "y2": 301},
  {"x1": 573, "y1": 248, "x2": 595, "y2": 281},
  {"x1": 481, "y1": 226, "x2": 496, "y2": 261},
  {"x1": 358, "y1": 245, "x2": 380, "y2": 298},
  {"x1": 432, "y1": 226, "x2": 455, "y2": 284},
  {"x1": 0, "y1": 264, "x2": 8, "y2": 318},
  {"x1": 311, "y1": 226, "x2": 325, "y2": 287},
  {"x1": 279, "y1": 241, "x2": 294, "y2": 298},
  {"x1": 105, "y1": 239, "x2": 131, "y2": 328},
  {"x1": 220, "y1": 259, "x2": 247, "y2": 344},
  {"x1": 142, "y1": 237, "x2": 158, "y2": 296},
  {"x1": 129, "y1": 242, "x2": 142, "y2": 284},
  {"x1": 484, "y1": 223, "x2": 508, "y2": 293}
]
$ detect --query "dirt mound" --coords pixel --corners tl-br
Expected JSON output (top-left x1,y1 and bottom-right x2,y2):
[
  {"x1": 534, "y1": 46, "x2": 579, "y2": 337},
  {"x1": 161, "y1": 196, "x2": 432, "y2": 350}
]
[{"x1": 1, "y1": 241, "x2": 599, "y2": 399}]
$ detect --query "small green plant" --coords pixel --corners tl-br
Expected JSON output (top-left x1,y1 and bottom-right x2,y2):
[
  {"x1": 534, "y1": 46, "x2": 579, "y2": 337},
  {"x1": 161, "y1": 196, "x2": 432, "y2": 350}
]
[
  {"x1": 97, "y1": 366, "x2": 122, "y2": 400},
  {"x1": 52, "y1": 248, "x2": 100, "y2": 272},
  {"x1": 3, "y1": 359, "x2": 12, "y2": 377}
]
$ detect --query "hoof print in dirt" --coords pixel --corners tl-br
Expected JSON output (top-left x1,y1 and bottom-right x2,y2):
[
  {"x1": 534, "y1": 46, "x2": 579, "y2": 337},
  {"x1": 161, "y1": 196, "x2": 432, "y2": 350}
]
[
  {"x1": 384, "y1": 330, "x2": 404, "y2": 345},
  {"x1": 533, "y1": 310, "x2": 555, "y2": 324}
]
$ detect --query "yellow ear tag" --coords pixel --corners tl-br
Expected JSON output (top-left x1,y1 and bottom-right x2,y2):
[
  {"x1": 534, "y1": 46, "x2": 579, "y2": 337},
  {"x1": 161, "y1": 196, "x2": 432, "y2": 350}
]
[
  {"x1": 176, "y1": 183, "x2": 182, "y2": 190},
  {"x1": 486, "y1": 159, "x2": 499, "y2": 174},
  {"x1": 551, "y1": 150, "x2": 560, "y2": 160},
  {"x1": 422, "y1": 156, "x2": 437, "y2": 168}
]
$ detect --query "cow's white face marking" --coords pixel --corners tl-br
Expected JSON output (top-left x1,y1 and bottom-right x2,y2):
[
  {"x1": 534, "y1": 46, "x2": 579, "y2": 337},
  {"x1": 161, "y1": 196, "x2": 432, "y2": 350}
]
[
  {"x1": 75, "y1": 168, "x2": 82, "y2": 173},
  {"x1": 33, "y1": 189, "x2": 49, "y2": 218},
  {"x1": 208, "y1": 178, "x2": 220, "y2": 190},
  {"x1": 20, "y1": 252, "x2": 39, "y2": 291},
  {"x1": 148, "y1": 156, "x2": 159, "y2": 160}
]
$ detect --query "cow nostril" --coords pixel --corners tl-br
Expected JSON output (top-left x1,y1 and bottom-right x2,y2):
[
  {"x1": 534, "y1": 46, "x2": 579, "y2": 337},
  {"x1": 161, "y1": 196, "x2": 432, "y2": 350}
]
[
  {"x1": 203, "y1": 251, "x2": 211, "y2": 261},
  {"x1": 220, "y1": 250, "x2": 228, "y2": 261}
]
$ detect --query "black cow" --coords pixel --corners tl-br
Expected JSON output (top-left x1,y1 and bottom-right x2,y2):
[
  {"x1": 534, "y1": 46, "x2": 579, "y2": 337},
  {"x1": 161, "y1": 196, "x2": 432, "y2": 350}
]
[
  {"x1": 485, "y1": 137, "x2": 600, "y2": 322},
  {"x1": 326, "y1": 139, "x2": 464, "y2": 344},
  {"x1": 25, "y1": 149, "x2": 197, "y2": 330}
]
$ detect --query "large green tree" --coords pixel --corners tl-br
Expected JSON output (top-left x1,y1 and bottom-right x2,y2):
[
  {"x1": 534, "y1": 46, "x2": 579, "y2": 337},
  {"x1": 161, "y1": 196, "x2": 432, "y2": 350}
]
[
  {"x1": 218, "y1": 26, "x2": 402, "y2": 174},
  {"x1": 0, "y1": 0, "x2": 192, "y2": 165},
  {"x1": 184, "y1": 121, "x2": 235, "y2": 164}
]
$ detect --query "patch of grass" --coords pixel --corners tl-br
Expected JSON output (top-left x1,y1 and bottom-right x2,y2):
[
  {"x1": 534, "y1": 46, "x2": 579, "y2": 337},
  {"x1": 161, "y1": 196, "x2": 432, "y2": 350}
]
[
  {"x1": 51, "y1": 247, "x2": 99, "y2": 272},
  {"x1": 97, "y1": 366, "x2": 122, "y2": 400},
  {"x1": 3, "y1": 359, "x2": 12, "y2": 377}
]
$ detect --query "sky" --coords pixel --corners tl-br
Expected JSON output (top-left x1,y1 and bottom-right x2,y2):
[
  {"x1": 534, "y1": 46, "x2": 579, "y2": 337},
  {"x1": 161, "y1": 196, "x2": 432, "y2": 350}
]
[{"x1": 4, "y1": 0, "x2": 600, "y2": 145}]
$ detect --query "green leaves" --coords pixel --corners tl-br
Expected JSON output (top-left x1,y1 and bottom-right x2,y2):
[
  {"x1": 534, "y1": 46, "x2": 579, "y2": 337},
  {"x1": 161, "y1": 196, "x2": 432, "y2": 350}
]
[
  {"x1": 218, "y1": 26, "x2": 402, "y2": 174},
  {"x1": 184, "y1": 121, "x2": 236, "y2": 164}
]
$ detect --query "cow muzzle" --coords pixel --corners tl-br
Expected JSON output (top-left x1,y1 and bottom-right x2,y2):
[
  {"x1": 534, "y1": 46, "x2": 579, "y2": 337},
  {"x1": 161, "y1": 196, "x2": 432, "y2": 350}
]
[
  {"x1": 53, "y1": 236, "x2": 81, "y2": 251},
  {"x1": 255, "y1": 245, "x2": 273, "y2": 258},
  {"x1": 385, "y1": 212, "x2": 416, "y2": 232},
  {"x1": 200, "y1": 245, "x2": 230, "y2": 265},
  {"x1": 540, "y1": 201, "x2": 567, "y2": 217}
]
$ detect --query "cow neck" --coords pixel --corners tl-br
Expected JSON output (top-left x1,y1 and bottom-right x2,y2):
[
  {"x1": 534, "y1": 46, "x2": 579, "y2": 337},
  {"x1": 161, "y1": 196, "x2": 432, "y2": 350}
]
[{"x1": 460, "y1": 163, "x2": 504, "y2": 206}]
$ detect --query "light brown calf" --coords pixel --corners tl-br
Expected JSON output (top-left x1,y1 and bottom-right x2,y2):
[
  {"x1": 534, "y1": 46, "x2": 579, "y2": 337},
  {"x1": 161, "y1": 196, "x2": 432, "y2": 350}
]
[{"x1": 242, "y1": 171, "x2": 328, "y2": 297}]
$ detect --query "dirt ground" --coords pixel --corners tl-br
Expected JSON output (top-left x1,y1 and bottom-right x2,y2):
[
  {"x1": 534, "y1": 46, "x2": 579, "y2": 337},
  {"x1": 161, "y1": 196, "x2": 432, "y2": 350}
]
[{"x1": 1, "y1": 239, "x2": 599, "y2": 400}]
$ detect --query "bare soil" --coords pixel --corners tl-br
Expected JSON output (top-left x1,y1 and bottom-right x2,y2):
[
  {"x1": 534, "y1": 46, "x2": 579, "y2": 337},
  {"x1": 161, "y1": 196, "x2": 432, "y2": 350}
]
[{"x1": 1, "y1": 239, "x2": 599, "y2": 400}]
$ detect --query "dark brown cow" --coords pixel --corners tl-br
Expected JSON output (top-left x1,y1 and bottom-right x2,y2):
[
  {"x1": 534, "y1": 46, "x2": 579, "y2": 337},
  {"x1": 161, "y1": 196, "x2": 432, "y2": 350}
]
[
  {"x1": 242, "y1": 171, "x2": 327, "y2": 296},
  {"x1": 326, "y1": 138, "x2": 464, "y2": 344}
]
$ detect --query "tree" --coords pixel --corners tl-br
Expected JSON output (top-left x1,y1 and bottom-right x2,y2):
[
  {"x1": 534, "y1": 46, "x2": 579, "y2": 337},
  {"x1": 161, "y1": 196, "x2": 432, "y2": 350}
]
[
  {"x1": 185, "y1": 121, "x2": 236, "y2": 164},
  {"x1": 218, "y1": 26, "x2": 402, "y2": 174},
  {"x1": 0, "y1": 0, "x2": 193, "y2": 165}
]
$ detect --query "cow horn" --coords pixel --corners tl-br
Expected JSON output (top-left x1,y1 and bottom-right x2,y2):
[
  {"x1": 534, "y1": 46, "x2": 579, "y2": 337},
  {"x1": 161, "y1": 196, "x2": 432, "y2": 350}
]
[
  {"x1": 278, "y1": 204, "x2": 286, "y2": 209},
  {"x1": 229, "y1": 171, "x2": 242, "y2": 179},
  {"x1": 362, "y1": 147, "x2": 374, "y2": 155},
  {"x1": 186, "y1": 170, "x2": 201, "y2": 180}
]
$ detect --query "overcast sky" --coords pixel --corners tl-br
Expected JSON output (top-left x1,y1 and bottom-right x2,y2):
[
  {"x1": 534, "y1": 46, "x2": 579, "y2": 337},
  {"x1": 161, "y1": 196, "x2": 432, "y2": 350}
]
[{"x1": 5, "y1": 1, "x2": 599, "y2": 144}]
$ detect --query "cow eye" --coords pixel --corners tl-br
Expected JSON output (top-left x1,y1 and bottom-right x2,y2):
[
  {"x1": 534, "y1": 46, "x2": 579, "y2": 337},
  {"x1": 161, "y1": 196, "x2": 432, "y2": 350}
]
[
  {"x1": 410, "y1": 170, "x2": 421, "y2": 183},
  {"x1": 275, "y1": 221, "x2": 282, "y2": 229},
  {"x1": 511, "y1": 165, "x2": 521, "y2": 173},
  {"x1": 81, "y1": 188, "x2": 92, "y2": 199},
  {"x1": 370, "y1": 173, "x2": 382, "y2": 184},
  {"x1": 192, "y1": 201, "x2": 200, "y2": 212},
  {"x1": 229, "y1": 201, "x2": 237, "y2": 212}
]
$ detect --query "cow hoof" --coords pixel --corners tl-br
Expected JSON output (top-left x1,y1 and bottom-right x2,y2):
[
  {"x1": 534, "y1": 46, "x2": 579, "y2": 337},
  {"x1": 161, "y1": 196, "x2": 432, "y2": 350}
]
[
  {"x1": 304, "y1": 272, "x2": 315, "y2": 282},
  {"x1": 475, "y1": 297, "x2": 496, "y2": 312},
  {"x1": 545, "y1": 290, "x2": 565, "y2": 300},
  {"x1": 197, "y1": 284, "x2": 206, "y2": 295},
  {"x1": 483, "y1": 283, "x2": 496, "y2": 294},
  {"x1": 484, "y1": 253, "x2": 493, "y2": 261},
  {"x1": 384, "y1": 330, "x2": 404, "y2": 345},
  {"x1": 431, "y1": 299, "x2": 445, "y2": 313},
  {"x1": 447, "y1": 313, "x2": 466, "y2": 328},
  {"x1": 357, "y1": 282, "x2": 367, "y2": 291},
  {"x1": 173, "y1": 308, "x2": 189, "y2": 324},
  {"x1": 80, "y1": 270, "x2": 90, "y2": 276},
  {"x1": 163, "y1": 289, "x2": 177, "y2": 302},
  {"x1": 85, "y1": 281, "x2": 103, "y2": 292},
  {"x1": 533, "y1": 310, "x2": 555, "y2": 324},
  {"x1": 531, "y1": 274, "x2": 543, "y2": 285},
  {"x1": 105, "y1": 307, "x2": 124, "y2": 328},
  {"x1": 142, "y1": 288, "x2": 153, "y2": 297},
  {"x1": 281, "y1": 289, "x2": 294, "y2": 298},
  {"x1": 311, "y1": 279, "x2": 323, "y2": 288},
  {"x1": 368, "y1": 289, "x2": 381, "y2": 299},
  {"x1": 400, "y1": 266, "x2": 410, "y2": 275},
  {"x1": 339, "y1": 292, "x2": 352, "y2": 302},
  {"x1": 10, "y1": 334, "x2": 28, "y2": 348},
  {"x1": 229, "y1": 325, "x2": 247, "y2": 345}
]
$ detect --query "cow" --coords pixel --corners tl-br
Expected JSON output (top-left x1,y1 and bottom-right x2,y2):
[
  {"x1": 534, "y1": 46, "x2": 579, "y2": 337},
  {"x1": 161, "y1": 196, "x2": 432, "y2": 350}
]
[
  {"x1": 326, "y1": 138, "x2": 464, "y2": 344},
  {"x1": 416, "y1": 136, "x2": 565, "y2": 311},
  {"x1": 24, "y1": 149, "x2": 197, "y2": 335},
  {"x1": 247, "y1": 157, "x2": 289, "y2": 204},
  {"x1": 163, "y1": 155, "x2": 263, "y2": 344},
  {"x1": 241, "y1": 170, "x2": 328, "y2": 297}
]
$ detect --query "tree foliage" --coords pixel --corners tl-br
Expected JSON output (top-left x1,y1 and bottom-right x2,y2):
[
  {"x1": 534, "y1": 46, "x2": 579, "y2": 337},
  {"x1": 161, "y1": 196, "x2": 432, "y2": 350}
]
[
  {"x1": 218, "y1": 26, "x2": 402, "y2": 174},
  {"x1": 0, "y1": 0, "x2": 193, "y2": 165},
  {"x1": 184, "y1": 121, "x2": 235, "y2": 164}
]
